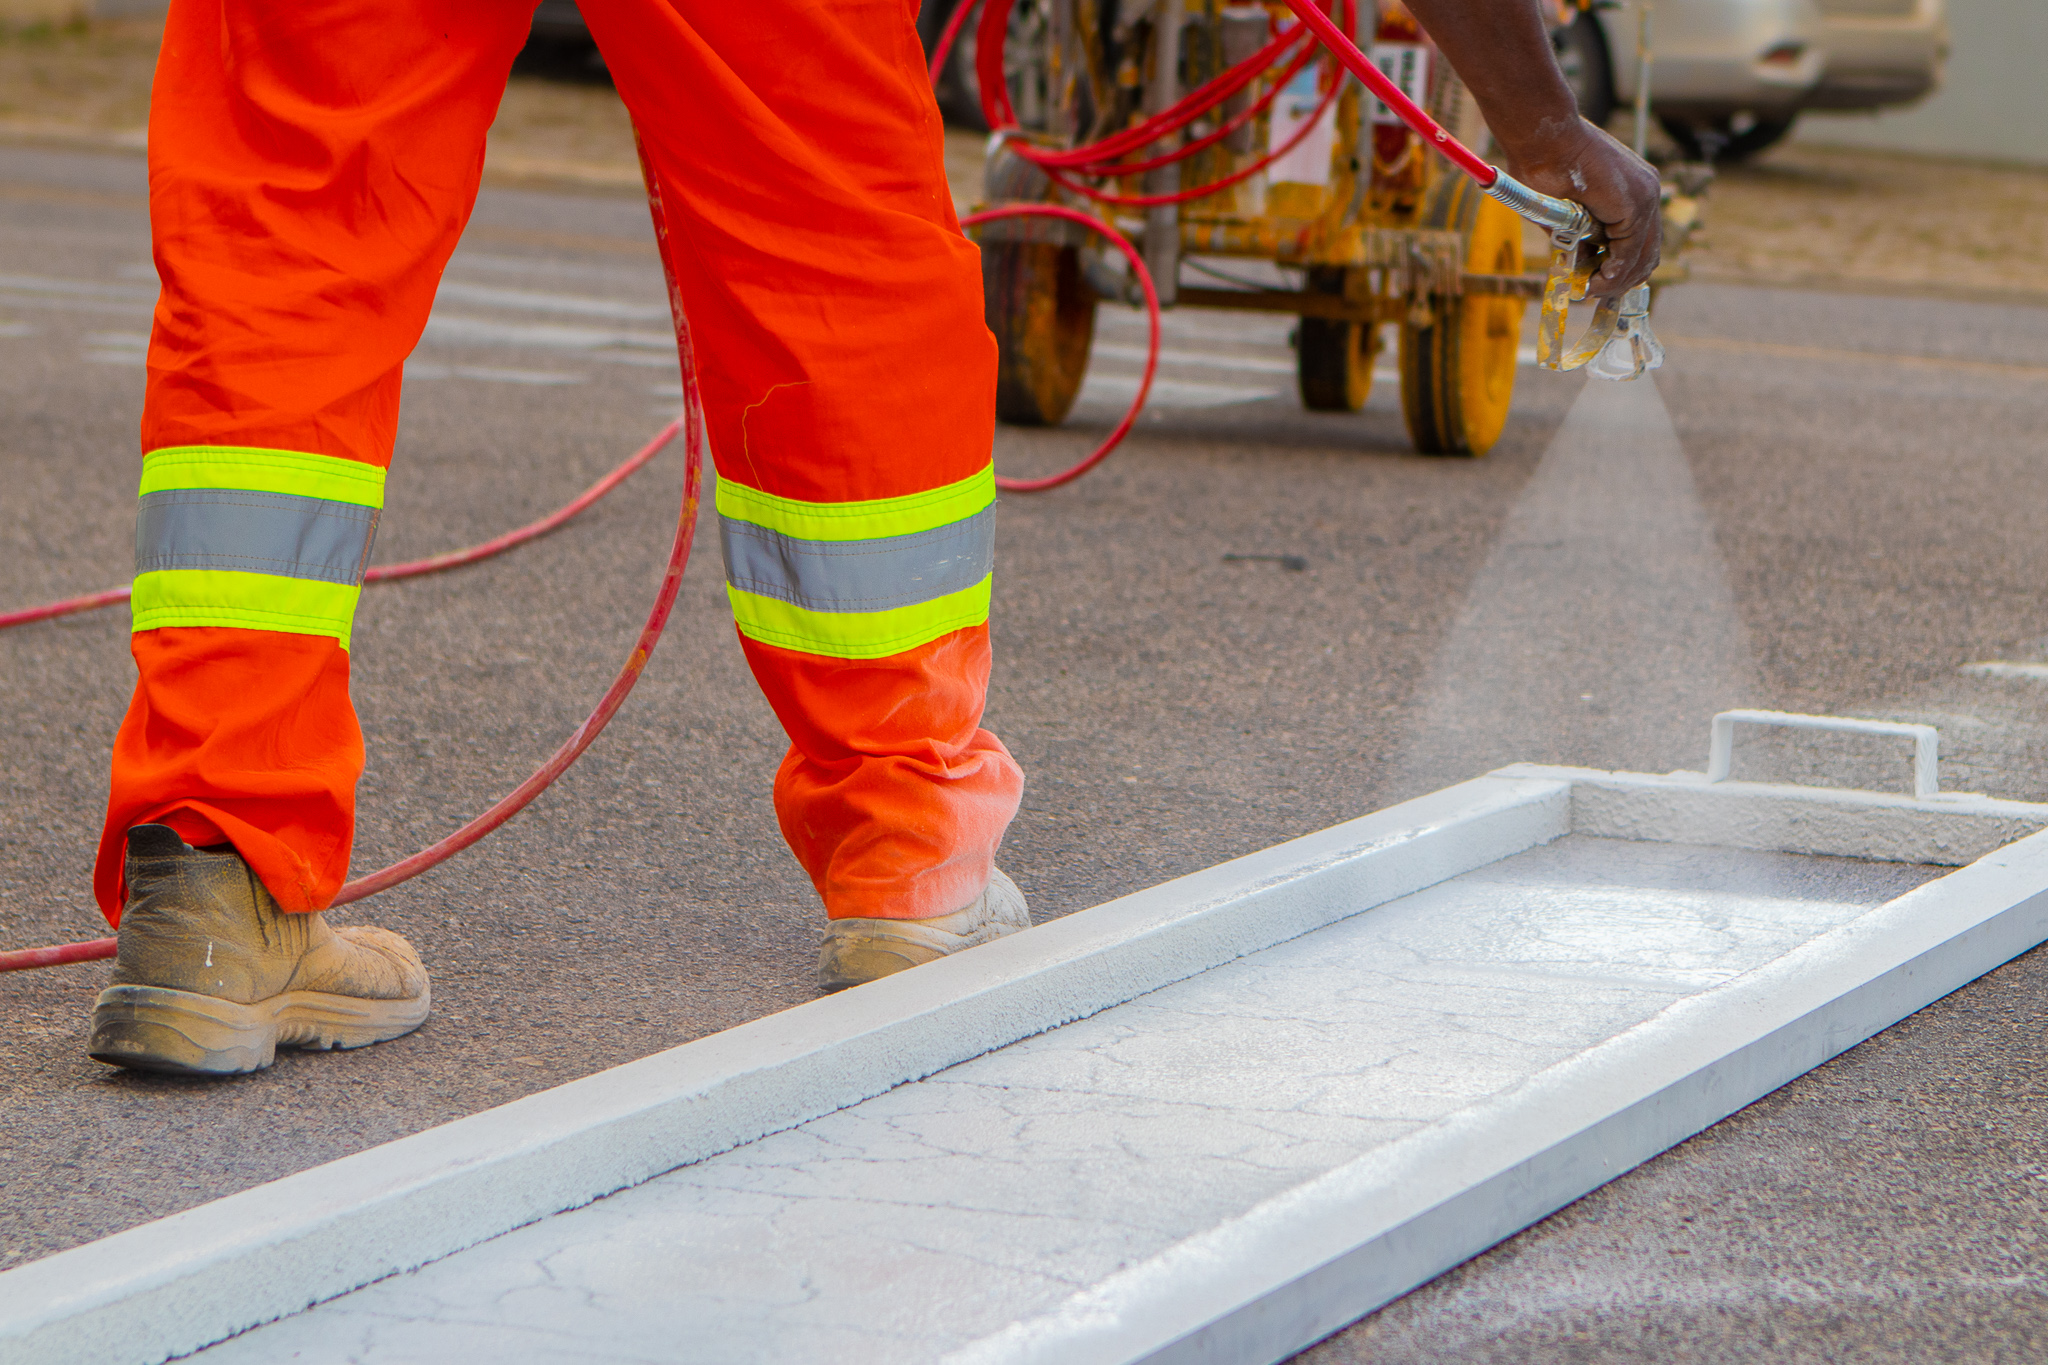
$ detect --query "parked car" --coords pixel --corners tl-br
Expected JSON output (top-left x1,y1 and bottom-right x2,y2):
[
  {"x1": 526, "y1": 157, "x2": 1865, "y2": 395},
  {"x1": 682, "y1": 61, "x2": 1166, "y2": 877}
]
[{"x1": 1558, "y1": 0, "x2": 1947, "y2": 161}]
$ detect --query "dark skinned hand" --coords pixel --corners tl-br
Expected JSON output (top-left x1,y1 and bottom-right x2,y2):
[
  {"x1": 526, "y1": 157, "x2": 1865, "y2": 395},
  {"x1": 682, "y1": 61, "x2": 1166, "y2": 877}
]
[{"x1": 1401, "y1": 0, "x2": 1663, "y2": 296}]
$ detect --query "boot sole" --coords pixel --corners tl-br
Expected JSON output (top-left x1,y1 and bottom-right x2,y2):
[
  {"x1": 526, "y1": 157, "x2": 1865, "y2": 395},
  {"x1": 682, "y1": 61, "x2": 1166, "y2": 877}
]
[{"x1": 87, "y1": 983, "x2": 431, "y2": 1076}]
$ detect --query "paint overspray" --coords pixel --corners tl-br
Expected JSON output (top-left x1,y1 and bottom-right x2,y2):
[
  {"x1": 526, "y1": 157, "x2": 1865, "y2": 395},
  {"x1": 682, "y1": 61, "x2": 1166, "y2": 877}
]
[{"x1": 1394, "y1": 371, "x2": 1760, "y2": 799}]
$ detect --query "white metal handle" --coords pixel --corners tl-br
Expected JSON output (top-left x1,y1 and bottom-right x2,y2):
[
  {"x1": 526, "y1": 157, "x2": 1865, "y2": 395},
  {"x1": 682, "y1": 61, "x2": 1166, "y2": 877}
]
[{"x1": 1706, "y1": 709, "x2": 1941, "y2": 801}]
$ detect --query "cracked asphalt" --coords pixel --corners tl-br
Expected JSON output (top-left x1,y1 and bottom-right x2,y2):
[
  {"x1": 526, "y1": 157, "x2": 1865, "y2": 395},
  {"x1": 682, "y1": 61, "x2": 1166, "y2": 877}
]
[{"x1": 1, "y1": 140, "x2": 2044, "y2": 1360}]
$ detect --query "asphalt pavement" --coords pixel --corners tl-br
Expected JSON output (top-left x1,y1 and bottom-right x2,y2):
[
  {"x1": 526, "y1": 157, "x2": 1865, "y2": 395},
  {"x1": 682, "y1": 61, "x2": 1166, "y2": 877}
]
[{"x1": 1, "y1": 141, "x2": 2044, "y2": 1359}]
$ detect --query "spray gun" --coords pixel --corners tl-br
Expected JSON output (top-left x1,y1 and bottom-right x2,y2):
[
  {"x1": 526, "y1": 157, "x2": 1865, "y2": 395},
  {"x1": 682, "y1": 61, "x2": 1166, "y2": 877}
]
[
  {"x1": 1483, "y1": 176, "x2": 1666, "y2": 379},
  {"x1": 1277, "y1": 0, "x2": 1665, "y2": 381}
]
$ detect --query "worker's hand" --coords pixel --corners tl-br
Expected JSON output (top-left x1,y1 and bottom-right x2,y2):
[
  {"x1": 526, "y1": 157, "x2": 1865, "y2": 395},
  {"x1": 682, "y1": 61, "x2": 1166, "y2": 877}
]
[{"x1": 1504, "y1": 116, "x2": 1663, "y2": 296}]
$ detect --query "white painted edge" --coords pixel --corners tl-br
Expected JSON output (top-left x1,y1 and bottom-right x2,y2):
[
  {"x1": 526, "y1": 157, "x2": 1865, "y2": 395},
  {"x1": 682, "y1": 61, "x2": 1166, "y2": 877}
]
[
  {"x1": 937, "y1": 824, "x2": 2048, "y2": 1365},
  {"x1": 0, "y1": 774, "x2": 1574, "y2": 1365},
  {"x1": 1503, "y1": 763, "x2": 2048, "y2": 865}
]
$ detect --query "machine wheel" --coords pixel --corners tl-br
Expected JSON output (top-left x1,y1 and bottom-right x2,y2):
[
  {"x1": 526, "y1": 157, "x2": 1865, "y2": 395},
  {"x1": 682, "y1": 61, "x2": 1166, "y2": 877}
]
[
  {"x1": 1399, "y1": 176, "x2": 1527, "y2": 457},
  {"x1": 1297, "y1": 268, "x2": 1377, "y2": 412},
  {"x1": 984, "y1": 240, "x2": 1098, "y2": 427}
]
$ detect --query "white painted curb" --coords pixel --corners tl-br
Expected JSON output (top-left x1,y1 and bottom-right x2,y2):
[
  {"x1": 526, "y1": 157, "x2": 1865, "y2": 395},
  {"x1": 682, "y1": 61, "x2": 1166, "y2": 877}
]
[
  {"x1": 939, "y1": 825, "x2": 2048, "y2": 1365},
  {"x1": 0, "y1": 774, "x2": 1573, "y2": 1365}
]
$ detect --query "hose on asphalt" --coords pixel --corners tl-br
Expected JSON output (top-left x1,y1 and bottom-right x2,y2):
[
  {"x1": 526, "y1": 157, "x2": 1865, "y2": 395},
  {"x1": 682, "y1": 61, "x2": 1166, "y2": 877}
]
[
  {"x1": 0, "y1": 423, "x2": 678, "y2": 633},
  {"x1": 5, "y1": 0, "x2": 1537, "y2": 972},
  {"x1": 0, "y1": 389, "x2": 707, "y2": 973}
]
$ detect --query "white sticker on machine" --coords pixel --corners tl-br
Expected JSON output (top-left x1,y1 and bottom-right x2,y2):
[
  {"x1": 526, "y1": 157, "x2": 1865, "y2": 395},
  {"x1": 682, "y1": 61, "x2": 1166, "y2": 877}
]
[
  {"x1": 1266, "y1": 64, "x2": 1339, "y2": 186},
  {"x1": 1368, "y1": 42, "x2": 1432, "y2": 125}
]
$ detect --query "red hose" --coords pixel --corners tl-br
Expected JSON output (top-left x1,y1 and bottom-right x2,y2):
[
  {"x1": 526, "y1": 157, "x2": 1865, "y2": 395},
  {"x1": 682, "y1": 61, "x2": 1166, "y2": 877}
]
[
  {"x1": 971, "y1": 0, "x2": 1496, "y2": 195},
  {"x1": 0, "y1": 938, "x2": 117, "y2": 972},
  {"x1": 21, "y1": 0, "x2": 1447, "y2": 971},
  {"x1": 1, "y1": 398, "x2": 705, "y2": 973},
  {"x1": 1273, "y1": 0, "x2": 1498, "y2": 186},
  {"x1": 1039, "y1": 72, "x2": 1341, "y2": 209},
  {"x1": 966, "y1": 204, "x2": 1160, "y2": 494},
  {"x1": 927, "y1": 0, "x2": 978, "y2": 82},
  {"x1": 0, "y1": 425, "x2": 675, "y2": 633},
  {"x1": 0, "y1": 585, "x2": 133, "y2": 632}
]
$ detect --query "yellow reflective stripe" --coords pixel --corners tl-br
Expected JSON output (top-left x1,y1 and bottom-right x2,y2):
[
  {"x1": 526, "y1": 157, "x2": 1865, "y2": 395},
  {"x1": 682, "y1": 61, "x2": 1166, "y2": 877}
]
[
  {"x1": 139, "y1": 446, "x2": 386, "y2": 509},
  {"x1": 728, "y1": 575, "x2": 991, "y2": 660},
  {"x1": 131, "y1": 570, "x2": 362, "y2": 650},
  {"x1": 715, "y1": 464, "x2": 994, "y2": 543}
]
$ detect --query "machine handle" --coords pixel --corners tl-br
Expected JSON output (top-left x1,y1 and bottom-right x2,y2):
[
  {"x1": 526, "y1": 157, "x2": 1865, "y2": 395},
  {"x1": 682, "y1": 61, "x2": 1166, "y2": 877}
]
[{"x1": 1706, "y1": 709, "x2": 1942, "y2": 802}]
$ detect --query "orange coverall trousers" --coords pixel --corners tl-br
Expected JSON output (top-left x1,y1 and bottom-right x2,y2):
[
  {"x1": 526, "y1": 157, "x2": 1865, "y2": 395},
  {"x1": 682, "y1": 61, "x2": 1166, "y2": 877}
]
[{"x1": 96, "y1": 0, "x2": 1024, "y2": 924}]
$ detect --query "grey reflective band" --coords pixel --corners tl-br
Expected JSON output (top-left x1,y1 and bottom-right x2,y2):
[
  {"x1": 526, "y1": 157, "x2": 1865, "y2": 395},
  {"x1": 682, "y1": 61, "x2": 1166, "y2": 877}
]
[
  {"x1": 720, "y1": 505, "x2": 995, "y2": 614},
  {"x1": 135, "y1": 489, "x2": 381, "y2": 586}
]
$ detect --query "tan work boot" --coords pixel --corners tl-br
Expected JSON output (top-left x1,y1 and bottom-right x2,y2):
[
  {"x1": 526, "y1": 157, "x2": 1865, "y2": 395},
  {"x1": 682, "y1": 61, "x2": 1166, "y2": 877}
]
[
  {"x1": 87, "y1": 825, "x2": 430, "y2": 1076},
  {"x1": 817, "y1": 868, "x2": 1030, "y2": 992}
]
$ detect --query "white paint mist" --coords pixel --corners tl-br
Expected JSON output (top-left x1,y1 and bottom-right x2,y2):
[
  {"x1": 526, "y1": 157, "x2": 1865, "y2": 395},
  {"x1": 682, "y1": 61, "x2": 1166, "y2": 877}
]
[{"x1": 1394, "y1": 373, "x2": 1759, "y2": 797}]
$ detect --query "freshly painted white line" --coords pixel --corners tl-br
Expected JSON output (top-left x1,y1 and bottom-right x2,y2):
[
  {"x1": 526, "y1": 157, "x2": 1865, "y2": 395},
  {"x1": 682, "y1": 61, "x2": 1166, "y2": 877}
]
[
  {"x1": 0, "y1": 775, "x2": 1570, "y2": 1365},
  {"x1": 175, "y1": 769, "x2": 2048, "y2": 1365},
  {"x1": 431, "y1": 280, "x2": 669, "y2": 322},
  {"x1": 944, "y1": 822, "x2": 2048, "y2": 1365},
  {"x1": 1962, "y1": 661, "x2": 2048, "y2": 681}
]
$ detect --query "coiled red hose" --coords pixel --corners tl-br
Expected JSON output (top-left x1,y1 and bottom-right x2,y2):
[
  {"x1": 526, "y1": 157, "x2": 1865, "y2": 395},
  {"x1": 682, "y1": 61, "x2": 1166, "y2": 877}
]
[{"x1": 971, "y1": 204, "x2": 1160, "y2": 494}]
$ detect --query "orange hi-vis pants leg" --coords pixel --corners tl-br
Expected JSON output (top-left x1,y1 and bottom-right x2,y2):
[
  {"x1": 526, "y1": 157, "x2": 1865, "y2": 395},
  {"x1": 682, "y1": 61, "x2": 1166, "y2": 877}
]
[{"x1": 97, "y1": 0, "x2": 1024, "y2": 925}]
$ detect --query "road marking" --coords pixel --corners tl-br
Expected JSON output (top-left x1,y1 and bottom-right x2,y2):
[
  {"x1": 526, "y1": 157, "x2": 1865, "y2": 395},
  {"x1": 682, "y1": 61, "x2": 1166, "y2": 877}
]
[
  {"x1": 1665, "y1": 333, "x2": 2048, "y2": 381},
  {"x1": 0, "y1": 272, "x2": 154, "y2": 301},
  {"x1": 1075, "y1": 374, "x2": 1282, "y2": 409},
  {"x1": 1962, "y1": 662, "x2": 2048, "y2": 682},
  {"x1": 420, "y1": 313, "x2": 672, "y2": 352},
  {"x1": 1091, "y1": 342, "x2": 1295, "y2": 375},
  {"x1": 431, "y1": 280, "x2": 668, "y2": 322},
  {"x1": 406, "y1": 362, "x2": 585, "y2": 386},
  {"x1": 0, "y1": 321, "x2": 37, "y2": 338},
  {"x1": 463, "y1": 224, "x2": 661, "y2": 260}
]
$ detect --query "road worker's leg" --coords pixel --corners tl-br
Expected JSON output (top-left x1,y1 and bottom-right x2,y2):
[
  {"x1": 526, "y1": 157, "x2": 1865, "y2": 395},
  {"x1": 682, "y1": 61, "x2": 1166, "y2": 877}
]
[
  {"x1": 584, "y1": 0, "x2": 1027, "y2": 943},
  {"x1": 88, "y1": 0, "x2": 526, "y2": 1071},
  {"x1": 92, "y1": 0, "x2": 532, "y2": 925}
]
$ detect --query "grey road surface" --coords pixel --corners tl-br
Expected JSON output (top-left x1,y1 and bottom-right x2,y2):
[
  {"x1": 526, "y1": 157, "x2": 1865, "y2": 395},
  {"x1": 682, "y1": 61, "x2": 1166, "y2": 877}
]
[{"x1": 0, "y1": 142, "x2": 2043, "y2": 1359}]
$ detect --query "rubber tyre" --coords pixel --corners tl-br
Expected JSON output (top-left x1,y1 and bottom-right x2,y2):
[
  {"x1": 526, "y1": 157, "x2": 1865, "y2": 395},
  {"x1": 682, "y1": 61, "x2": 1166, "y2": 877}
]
[
  {"x1": 1658, "y1": 113, "x2": 1798, "y2": 164},
  {"x1": 1552, "y1": 10, "x2": 1616, "y2": 128},
  {"x1": 1399, "y1": 177, "x2": 1527, "y2": 457},
  {"x1": 984, "y1": 241, "x2": 1098, "y2": 428},
  {"x1": 1297, "y1": 268, "x2": 1377, "y2": 412}
]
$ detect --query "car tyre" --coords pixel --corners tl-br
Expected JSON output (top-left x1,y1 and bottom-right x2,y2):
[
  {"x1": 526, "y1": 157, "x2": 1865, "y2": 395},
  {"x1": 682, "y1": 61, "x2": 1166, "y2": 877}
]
[
  {"x1": 1552, "y1": 10, "x2": 1616, "y2": 128},
  {"x1": 1658, "y1": 112, "x2": 1798, "y2": 163}
]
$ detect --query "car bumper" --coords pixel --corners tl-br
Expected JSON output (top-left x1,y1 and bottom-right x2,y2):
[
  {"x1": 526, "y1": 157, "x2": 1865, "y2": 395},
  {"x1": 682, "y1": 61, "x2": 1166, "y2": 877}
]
[
  {"x1": 1602, "y1": 0, "x2": 1827, "y2": 120},
  {"x1": 1806, "y1": 3, "x2": 1949, "y2": 110}
]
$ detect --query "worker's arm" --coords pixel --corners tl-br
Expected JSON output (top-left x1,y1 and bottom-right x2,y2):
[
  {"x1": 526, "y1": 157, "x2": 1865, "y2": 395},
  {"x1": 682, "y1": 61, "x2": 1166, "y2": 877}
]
[{"x1": 1402, "y1": 0, "x2": 1662, "y2": 295}]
